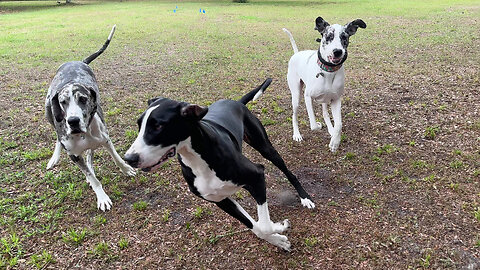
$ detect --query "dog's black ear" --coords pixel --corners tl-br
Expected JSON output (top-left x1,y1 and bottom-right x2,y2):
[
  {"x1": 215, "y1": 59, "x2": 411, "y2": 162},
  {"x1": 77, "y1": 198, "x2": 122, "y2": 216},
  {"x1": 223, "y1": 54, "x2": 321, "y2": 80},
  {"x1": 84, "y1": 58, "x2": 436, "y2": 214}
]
[
  {"x1": 51, "y1": 93, "x2": 64, "y2": 122},
  {"x1": 148, "y1": 98, "x2": 159, "y2": 106},
  {"x1": 345, "y1": 19, "x2": 366, "y2": 36},
  {"x1": 180, "y1": 104, "x2": 208, "y2": 121},
  {"x1": 314, "y1": 17, "x2": 330, "y2": 34},
  {"x1": 88, "y1": 87, "x2": 98, "y2": 121},
  {"x1": 88, "y1": 87, "x2": 97, "y2": 105}
]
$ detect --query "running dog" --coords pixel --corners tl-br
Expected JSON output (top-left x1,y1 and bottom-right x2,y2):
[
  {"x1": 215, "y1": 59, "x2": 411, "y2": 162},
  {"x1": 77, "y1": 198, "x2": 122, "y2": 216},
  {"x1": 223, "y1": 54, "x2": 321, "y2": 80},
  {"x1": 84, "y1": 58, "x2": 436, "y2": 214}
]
[
  {"x1": 45, "y1": 25, "x2": 135, "y2": 211},
  {"x1": 124, "y1": 79, "x2": 315, "y2": 251},
  {"x1": 283, "y1": 17, "x2": 366, "y2": 152}
]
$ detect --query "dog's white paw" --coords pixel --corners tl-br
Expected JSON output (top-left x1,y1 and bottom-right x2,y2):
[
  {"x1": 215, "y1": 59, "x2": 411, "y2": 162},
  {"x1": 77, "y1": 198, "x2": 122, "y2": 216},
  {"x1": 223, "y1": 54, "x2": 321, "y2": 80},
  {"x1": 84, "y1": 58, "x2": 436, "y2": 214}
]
[
  {"x1": 121, "y1": 164, "x2": 136, "y2": 176},
  {"x1": 272, "y1": 219, "x2": 290, "y2": 233},
  {"x1": 265, "y1": 233, "x2": 291, "y2": 252},
  {"x1": 301, "y1": 198, "x2": 316, "y2": 209},
  {"x1": 310, "y1": 122, "x2": 322, "y2": 131},
  {"x1": 329, "y1": 135, "x2": 341, "y2": 153},
  {"x1": 46, "y1": 155, "x2": 60, "y2": 170},
  {"x1": 96, "y1": 192, "x2": 112, "y2": 211},
  {"x1": 293, "y1": 133, "x2": 303, "y2": 142}
]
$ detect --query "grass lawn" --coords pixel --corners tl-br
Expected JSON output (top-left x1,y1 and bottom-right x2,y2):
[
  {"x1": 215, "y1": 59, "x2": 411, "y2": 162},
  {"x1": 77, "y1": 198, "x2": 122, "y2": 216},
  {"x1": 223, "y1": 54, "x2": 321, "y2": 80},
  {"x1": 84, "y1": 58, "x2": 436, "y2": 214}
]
[{"x1": 1, "y1": 0, "x2": 480, "y2": 268}]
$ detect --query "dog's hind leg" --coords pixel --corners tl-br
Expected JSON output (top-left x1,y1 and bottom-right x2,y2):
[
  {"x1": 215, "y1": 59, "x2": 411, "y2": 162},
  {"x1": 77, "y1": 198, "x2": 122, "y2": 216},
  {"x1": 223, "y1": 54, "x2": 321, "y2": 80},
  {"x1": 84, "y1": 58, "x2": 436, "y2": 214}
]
[
  {"x1": 243, "y1": 114, "x2": 315, "y2": 209},
  {"x1": 47, "y1": 140, "x2": 62, "y2": 170},
  {"x1": 102, "y1": 135, "x2": 136, "y2": 176},
  {"x1": 288, "y1": 73, "x2": 303, "y2": 142},
  {"x1": 215, "y1": 197, "x2": 291, "y2": 251},
  {"x1": 69, "y1": 154, "x2": 112, "y2": 211}
]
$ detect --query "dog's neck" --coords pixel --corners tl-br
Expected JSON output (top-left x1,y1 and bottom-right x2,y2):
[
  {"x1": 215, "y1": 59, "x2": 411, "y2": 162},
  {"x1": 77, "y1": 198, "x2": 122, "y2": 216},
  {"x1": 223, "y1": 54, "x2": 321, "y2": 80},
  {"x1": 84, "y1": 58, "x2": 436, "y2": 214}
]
[{"x1": 317, "y1": 58, "x2": 342, "y2": 73}]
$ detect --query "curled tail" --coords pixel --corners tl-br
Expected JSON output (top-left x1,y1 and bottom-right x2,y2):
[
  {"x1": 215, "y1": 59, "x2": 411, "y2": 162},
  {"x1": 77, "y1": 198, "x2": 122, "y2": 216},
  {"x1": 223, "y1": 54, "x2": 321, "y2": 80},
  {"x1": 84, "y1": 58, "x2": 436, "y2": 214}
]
[
  {"x1": 239, "y1": 78, "x2": 272, "y2": 105},
  {"x1": 83, "y1": 25, "x2": 116, "y2": 65},
  {"x1": 282, "y1": 28, "x2": 298, "y2": 54}
]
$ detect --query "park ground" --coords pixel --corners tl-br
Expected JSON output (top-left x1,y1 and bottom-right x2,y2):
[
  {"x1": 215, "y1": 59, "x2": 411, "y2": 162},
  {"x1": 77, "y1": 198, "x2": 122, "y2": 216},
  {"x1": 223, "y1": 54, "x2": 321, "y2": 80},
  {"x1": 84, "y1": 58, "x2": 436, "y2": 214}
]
[{"x1": 1, "y1": 0, "x2": 480, "y2": 268}]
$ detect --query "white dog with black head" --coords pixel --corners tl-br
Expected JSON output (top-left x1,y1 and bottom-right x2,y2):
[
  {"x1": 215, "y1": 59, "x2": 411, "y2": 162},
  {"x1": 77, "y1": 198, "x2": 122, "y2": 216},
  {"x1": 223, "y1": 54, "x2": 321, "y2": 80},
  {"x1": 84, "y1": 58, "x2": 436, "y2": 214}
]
[{"x1": 283, "y1": 17, "x2": 366, "y2": 152}]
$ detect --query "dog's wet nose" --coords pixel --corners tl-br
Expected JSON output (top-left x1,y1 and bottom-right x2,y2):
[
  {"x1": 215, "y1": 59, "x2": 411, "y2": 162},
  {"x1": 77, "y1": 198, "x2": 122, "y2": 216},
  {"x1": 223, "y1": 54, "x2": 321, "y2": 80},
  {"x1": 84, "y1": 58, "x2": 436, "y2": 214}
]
[
  {"x1": 333, "y1": 49, "x2": 343, "y2": 58},
  {"x1": 124, "y1": 153, "x2": 140, "y2": 168},
  {"x1": 67, "y1": 116, "x2": 81, "y2": 127}
]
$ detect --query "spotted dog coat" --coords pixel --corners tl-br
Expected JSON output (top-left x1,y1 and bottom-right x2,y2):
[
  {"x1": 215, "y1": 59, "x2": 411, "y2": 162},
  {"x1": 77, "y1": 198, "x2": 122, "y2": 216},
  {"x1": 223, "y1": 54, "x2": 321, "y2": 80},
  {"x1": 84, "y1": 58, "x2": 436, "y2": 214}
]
[
  {"x1": 45, "y1": 25, "x2": 135, "y2": 211},
  {"x1": 124, "y1": 79, "x2": 315, "y2": 251},
  {"x1": 283, "y1": 17, "x2": 366, "y2": 152}
]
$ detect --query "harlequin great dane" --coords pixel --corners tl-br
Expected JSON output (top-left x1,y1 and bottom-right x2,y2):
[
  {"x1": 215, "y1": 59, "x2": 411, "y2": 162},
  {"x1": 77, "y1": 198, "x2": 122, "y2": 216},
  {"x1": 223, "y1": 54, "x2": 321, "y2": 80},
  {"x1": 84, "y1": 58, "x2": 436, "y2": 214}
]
[
  {"x1": 283, "y1": 17, "x2": 366, "y2": 152},
  {"x1": 45, "y1": 25, "x2": 135, "y2": 211},
  {"x1": 124, "y1": 79, "x2": 315, "y2": 251}
]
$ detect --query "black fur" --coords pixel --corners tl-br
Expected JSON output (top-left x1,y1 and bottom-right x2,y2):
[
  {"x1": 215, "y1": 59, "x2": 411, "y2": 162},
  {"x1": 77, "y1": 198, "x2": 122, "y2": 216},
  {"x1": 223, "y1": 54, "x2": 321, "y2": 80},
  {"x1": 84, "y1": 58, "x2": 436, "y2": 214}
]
[
  {"x1": 128, "y1": 79, "x2": 314, "y2": 230},
  {"x1": 345, "y1": 19, "x2": 367, "y2": 36}
]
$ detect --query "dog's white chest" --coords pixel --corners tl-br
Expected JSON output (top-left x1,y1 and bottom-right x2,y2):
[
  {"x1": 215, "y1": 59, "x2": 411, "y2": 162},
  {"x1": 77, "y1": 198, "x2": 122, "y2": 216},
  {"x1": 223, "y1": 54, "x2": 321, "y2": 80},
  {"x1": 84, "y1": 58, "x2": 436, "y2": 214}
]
[
  {"x1": 193, "y1": 169, "x2": 241, "y2": 202},
  {"x1": 306, "y1": 72, "x2": 345, "y2": 103},
  {"x1": 179, "y1": 147, "x2": 241, "y2": 202}
]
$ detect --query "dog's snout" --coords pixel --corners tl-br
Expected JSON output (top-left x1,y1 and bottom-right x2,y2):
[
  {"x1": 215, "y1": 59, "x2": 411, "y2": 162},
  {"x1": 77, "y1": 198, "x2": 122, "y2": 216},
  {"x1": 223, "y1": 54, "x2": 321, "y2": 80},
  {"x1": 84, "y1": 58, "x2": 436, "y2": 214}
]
[
  {"x1": 67, "y1": 116, "x2": 81, "y2": 126},
  {"x1": 333, "y1": 49, "x2": 343, "y2": 58},
  {"x1": 124, "y1": 153, "x2": 140, "y2": 168}
]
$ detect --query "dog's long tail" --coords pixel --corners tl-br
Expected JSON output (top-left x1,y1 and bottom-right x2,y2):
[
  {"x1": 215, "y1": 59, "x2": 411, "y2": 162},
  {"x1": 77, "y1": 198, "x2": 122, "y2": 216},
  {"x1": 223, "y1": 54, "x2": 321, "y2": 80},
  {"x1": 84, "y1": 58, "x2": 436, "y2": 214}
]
[
  {"x1": 239, "y1": 78, "x2": 272, "y2": 105},
  {"x1": 83, "y1": 25, "x2": 116, "y2": 65},
  {"x1": 282, "y1": 28, "x2": 298, "y2": 54}
]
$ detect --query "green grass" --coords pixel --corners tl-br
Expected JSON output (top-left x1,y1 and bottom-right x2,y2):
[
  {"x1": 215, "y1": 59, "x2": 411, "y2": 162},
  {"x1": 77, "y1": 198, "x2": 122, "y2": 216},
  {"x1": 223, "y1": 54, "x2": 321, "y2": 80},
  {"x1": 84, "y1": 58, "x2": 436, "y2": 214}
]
[
  {"x1": 62, "y1": 228, "x2": 88, "y2": 247},
  {"x1": 132, "y1": 200, "x2": 148, "y2": 211}
]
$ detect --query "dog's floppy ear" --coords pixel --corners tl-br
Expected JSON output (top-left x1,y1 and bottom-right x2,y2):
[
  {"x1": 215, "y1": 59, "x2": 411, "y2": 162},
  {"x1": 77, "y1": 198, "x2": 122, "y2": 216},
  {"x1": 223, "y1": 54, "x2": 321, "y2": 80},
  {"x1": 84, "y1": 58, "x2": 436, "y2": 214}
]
[
  {"x1": 314, "y1": 17, "x2": 330, "y2": 34},
  {"x1": 180, "y1": 104, "x2": 208, "y2": 121},
  {"x1": 148, "y1": 97, "x2": 159, "y2": 106},
  {"x1": 51, "y1": 93, "x2": 64, "y2": 122},
  {"x1": 88, "y1": 87, "x2": 98, "y2": 122},
  {"x1": 345, "y1": 19, "x2": 366, "y2": 36}
]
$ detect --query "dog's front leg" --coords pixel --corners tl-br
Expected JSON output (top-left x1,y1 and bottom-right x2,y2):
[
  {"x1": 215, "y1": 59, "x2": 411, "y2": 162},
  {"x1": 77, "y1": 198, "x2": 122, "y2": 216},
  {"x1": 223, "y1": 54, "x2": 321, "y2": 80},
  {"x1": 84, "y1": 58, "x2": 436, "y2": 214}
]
[
  {"x1": 329, "y1": 98, "x2": 342, "y2": 152},
  {"x1": 69, "y1": 154, "x2": 112, "y2": 211},
  {"x1": 102, "y1": 134, "x2": 136, "y2": 177},
  {"x1": 216, "y1": 198, "x2": 291, "y2": 251},
  {"x1": 86, "y1": 149, "x2": 94, "y2": 173},
  {"x1": 46, "y1": 140, "x2": 62, "y2": 170},
  {"x1": 304, "y1": 94, "x2": 322, "y2": 131},
  {"x1": 322, "y1": 103, "x2": 334, "y2": 136}
]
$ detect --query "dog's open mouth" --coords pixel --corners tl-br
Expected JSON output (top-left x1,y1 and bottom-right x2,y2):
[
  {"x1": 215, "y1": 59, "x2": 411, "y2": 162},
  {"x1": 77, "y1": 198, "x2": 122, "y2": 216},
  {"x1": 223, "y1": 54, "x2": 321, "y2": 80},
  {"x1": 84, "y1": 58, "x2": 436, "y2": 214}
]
[
  {"x1": 328, "y1": 55, "x2": 342, "y2": 64},
  {"x1": 141, "y1": 147, "x2": 176, "y2": 172}
]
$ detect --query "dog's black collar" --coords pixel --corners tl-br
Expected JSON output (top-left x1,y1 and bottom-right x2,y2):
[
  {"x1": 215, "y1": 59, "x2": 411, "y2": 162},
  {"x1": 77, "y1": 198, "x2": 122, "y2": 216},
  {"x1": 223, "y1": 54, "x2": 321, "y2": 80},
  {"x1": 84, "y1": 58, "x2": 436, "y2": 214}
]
[{"x1": 317, "y1": 50, "x2": 347, "y2": 71}]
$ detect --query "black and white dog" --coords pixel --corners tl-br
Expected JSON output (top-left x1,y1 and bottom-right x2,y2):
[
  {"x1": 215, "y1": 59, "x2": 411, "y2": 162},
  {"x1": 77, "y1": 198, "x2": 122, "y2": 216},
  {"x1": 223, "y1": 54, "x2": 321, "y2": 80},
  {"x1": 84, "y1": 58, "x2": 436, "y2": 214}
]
[
  {"x1": 124, "y1": 79, "x2": 315, "y2": 251},
  {"x1": 45, "y1": 25, "x2": 135, "y2": 211},
  {"x1": 283, "y1": 17, "x2": 366, "y2": 152}
]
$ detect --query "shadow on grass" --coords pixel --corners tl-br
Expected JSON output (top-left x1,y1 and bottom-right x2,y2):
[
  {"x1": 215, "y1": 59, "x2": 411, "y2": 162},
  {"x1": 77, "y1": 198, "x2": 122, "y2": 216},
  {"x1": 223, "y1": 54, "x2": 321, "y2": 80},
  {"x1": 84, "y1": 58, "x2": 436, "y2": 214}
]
[{"x1": 0, "y1": 1, "x2": 88, "y2": 14}]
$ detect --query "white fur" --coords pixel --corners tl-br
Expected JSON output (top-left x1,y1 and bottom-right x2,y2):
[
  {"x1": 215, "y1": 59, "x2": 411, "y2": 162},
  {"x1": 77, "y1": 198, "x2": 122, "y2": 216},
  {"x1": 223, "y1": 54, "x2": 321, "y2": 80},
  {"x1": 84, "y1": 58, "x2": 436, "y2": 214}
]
[
  {"x1": 301, "y1": 198, "x2": 316, "y2": 209},
  {"x1": 284, "y1": 28, "x2": 345, "y2": 152},
  {"x1": 319, "y1": 24, "x2": 346, "y2": 63},
  {"x1": 47, "y1": 140, "x2": 62, "y2": 169}
]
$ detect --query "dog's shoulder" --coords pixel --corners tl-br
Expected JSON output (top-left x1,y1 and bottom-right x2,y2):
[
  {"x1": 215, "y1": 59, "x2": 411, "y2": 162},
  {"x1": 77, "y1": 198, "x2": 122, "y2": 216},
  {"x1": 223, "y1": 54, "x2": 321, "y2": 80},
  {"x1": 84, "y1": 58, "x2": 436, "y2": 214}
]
[{"x1": 202, "y1": 99, "x2": 245, "y2": 150}]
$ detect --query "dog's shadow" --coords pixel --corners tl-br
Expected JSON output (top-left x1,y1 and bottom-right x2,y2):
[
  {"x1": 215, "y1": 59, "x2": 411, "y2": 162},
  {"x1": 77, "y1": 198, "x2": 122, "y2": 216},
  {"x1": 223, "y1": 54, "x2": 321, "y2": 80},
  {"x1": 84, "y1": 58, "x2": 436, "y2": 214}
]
[{"x1": 268, "y1": 167, "x2": 354, "y2": 207}]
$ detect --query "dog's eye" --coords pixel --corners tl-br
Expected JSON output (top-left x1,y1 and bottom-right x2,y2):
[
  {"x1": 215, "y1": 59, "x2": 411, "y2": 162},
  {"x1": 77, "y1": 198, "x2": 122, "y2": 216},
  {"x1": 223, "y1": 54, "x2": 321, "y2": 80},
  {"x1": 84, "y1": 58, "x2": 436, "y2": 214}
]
[
  {"x1": 156, "y1": 124, "x2": 163, "y2": 131},
  {"x1": 78, "y1": 96, "x2": 87, "y2": 104},
  {"x1": 326, "y1": 33, "x2": 334, "y2": 41}
]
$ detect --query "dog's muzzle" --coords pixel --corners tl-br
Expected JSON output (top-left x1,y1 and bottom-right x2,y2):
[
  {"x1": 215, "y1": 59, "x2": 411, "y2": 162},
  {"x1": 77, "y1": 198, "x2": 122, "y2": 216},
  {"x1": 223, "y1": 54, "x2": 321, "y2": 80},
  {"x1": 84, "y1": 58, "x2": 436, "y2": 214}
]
[
  {"x1": 124, "y1": 153, "x2": 140, "y2": 168},
  {"x1": 67, "y1": 116, "x2": 84, "y2": 134}
]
